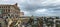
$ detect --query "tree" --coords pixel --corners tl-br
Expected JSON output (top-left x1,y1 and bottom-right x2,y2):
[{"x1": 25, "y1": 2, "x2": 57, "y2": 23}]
[
  {"x1": 37, "y1": 18, "x2": 43, "y2": 27},
  {"x1": 26, "y1": 18, "x2": 34, "y2": 27},
  {"x1": 46, "y1": 17, "x2": 54, "y2": 27},
  {"x1": 56, "y1": 17, "x2": 59, "y2": 19}
]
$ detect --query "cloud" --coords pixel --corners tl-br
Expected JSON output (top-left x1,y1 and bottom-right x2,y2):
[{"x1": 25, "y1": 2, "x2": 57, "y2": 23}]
[
  {"x1": 19, "y1": 0, "x2": 60, "y2": 16},
  {"x1": 35, "y1": 9, "x2": 47, "y2": 13},
  {"x1": 1, "y1": 0, "x2": 10, "y2": 1}
]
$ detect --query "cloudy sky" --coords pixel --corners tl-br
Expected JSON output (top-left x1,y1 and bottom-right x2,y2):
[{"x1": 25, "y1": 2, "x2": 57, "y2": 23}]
[{"x1": 0, "y1": 0, "x2": 60, "y2": 16}]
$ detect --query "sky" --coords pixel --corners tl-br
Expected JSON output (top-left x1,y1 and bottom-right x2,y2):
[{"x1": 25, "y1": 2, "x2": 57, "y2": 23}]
[{"x1": 0, "y1": 0, "x2": 60, "y2": 16}]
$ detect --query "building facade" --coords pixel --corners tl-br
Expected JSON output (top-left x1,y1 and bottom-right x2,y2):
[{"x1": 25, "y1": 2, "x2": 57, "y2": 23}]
[{"x1": 0, "y1": 3, "x2": 24, "y2": 18}]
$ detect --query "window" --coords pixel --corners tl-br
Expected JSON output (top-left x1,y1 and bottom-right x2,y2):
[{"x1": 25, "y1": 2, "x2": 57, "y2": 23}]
[
  {"x1": 8, "y1": 9, "x2": 10, "y2": 12},
  {"x1": 4, "y1": 6, "x2": 5, "y2": 8}
]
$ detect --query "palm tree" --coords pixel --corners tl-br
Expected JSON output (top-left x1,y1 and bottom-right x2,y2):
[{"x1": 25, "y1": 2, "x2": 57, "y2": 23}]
[
  {"x1": 56, "y1": 17, "x2": 59, "y2": 19},
  {"x1": 46, "y1": 17, "x2": 54, "y2": 27},
  {"x1": 26, "y1": 18, "x2": 34, "y2": 27},
  {"x1": 56, "y1": 21, "x2": 60, "y2": 27},
  {"x1": 37, "y1": 18, "x2": 43, "y2": 27},
  {"x1": 49, "y1": 17, "x2": 54, "y2": 27},
  {"x1": 46, "y1": 19, "x2": 51, "y2": 27}
]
